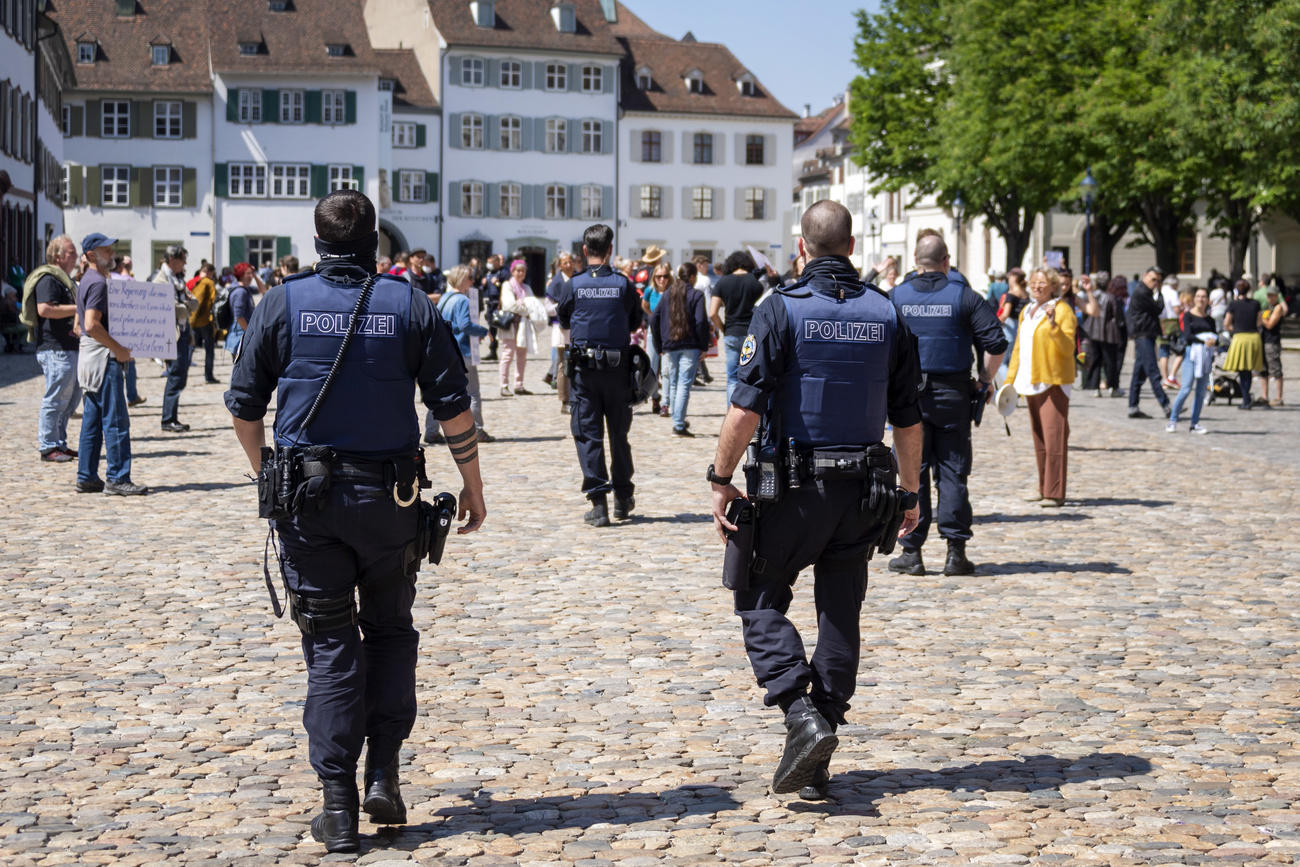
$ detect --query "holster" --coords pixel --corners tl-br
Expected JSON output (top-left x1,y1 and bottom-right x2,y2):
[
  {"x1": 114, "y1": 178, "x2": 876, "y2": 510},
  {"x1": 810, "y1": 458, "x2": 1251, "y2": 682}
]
[
  {"x1": 407, "y1": 492, "x2": 457, "y2": 574},
  {"x1": 722, "y1": 500, "x2": 757, "y2": 592}
]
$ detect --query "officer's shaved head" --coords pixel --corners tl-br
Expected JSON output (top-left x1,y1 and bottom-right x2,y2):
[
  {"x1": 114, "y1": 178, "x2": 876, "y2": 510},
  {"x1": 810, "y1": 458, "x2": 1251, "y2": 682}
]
[
  {"x1": 315, "y1": 190, "x2": 376, "y2": 243},
  {"x1": 801, "y1": 200, "x2": 853, "y2": 258},
  {"x1": 915, "y1": 234, "x2": 949, "y2": 271}
]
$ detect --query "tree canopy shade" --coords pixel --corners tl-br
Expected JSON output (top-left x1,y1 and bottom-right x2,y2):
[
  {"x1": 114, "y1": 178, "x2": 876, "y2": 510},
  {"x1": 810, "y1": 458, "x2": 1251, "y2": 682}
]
[{"x1": 849, "y1": 0, "x2": 1300, "y2": 276}]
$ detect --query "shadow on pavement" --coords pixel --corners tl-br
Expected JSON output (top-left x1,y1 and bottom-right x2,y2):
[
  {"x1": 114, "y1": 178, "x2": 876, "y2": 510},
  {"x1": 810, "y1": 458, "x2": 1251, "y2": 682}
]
[
  {"x1": 1070, "y1": 497, "x2": 1173, "y2": 508},
  {"x1": 136, "y1": 449, "x2": 211, "y2": 459},
  {"x1": 1201, "y1": 429, "x2": 1269, "y2": 436},
  {"x1": 792, "y1": 752, "x2": 1152, "y2": 817},
  {"x1": 371, "y1": 785, "x2": 740, "y2": 849},
  {"x1": 491, "y1": 435, "x2": 567, "y2": 444},
  {"x1": 982, "y1": 560, "x2": 1132, "y2": 575},
  {"x1": 631, "y1": 513, "x2": 714, "y2": 525},
  {"x1": 148, "y1": 481, "x2": 248, "y2": 493},
  {"x1": 1068, "y1": 445, "x2": 1156, "y2": 453},
  {"x1": 978, "y1": 511, "x2": 1090, "y2": 523}
]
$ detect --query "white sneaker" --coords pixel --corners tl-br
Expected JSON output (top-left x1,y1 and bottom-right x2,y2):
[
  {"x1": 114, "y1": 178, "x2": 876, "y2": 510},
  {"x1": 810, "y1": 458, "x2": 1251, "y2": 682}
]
[
  {"x1": 1165, "y1": 422, "x2": 1176, "y2": 433},
  {"x1": 1190, "y1": 424, "x2": 1208, "y2": 434}
]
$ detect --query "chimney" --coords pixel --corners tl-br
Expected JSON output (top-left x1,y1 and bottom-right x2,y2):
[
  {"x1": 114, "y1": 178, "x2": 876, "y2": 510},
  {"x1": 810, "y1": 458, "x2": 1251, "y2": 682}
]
[{"x1": 803, "y1": 103, "x2": 811, "y2": 118}]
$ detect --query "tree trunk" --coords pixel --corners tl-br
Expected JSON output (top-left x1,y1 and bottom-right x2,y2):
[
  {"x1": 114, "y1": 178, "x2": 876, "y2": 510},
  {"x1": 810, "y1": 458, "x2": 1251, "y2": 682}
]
[
  {"x1": 982, "y1": 194, "x2": 1036, "y2": 271},
  {"x1": 1217, "y1": 197, "x2": 1256, "y2": 282},
  {"x1": 1137, "y1": 193, "x2": 1189, "y2": 275},
  {"x1": 1091, "y1": 212, "x2": 1132, "y2": 277}
]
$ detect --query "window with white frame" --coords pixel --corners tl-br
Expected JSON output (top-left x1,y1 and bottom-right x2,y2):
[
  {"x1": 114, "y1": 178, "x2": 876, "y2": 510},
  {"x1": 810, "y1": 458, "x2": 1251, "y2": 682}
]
[
  {"x1": 279, "y1": 89, "x2": 304, "y2": 123},
  {"x1": 397, "y1": 169, "x2": 426, "y2": 203},
  {"x1": 581, "y1": 120, "x2": 601, "y2": 154},
  {"x1": 238, "y1": 88, "x2": 261, "y2": 123},
  {"x1": 322, "y1": 90, "x2": 345, "y2": 124},
  {"x1": 461, "y1": 113, "x2": 483, "y2": 148},
  {"x1": 154, "y1": 100, "x2": 182, "y2": 138},
  {"x1": 691, "y1": 186, "x2": 713, "y2": 219},
  {"x1": 692, "y1": 132, "x2": 712, "y2": 164},
  {"x1": 499, "y1": 60, "x2": 521, "y2": 88},
  {"x1": 744, "y1": 187, "x2": 765, "y2": 220},
  {"x1": 247, "y1": 237, "x2": 276, "y2": 267},
  {"x1": 545, "y1": 118, "x2": 566, "y2": 153},
  {"x1": 462, "y1": 57, "x2": 484, "y2": 86},
  {"x1": 740, "y1": 78, "x2": 757, "y2": 97},
  {"x1": 640, "y1": 130, "x2": 660, "y2": 162},
  {"x1": 270, "y1": 164, "x2": 310, "y2": 198},
  {"x1": 154, "y1": 166, "x2": 182, "y2": 207},
  {"x1": 635, "y1": 66, "x2": 652, "y2": 90},
  {"x1": 499, "y1": 115, "x2": 521, "y2": 151},
  {"x1": 392, "y1": 121, "x2": 416, "y2": 147},
  {"x1": 61, "y1": 105, "x2": 71, "y2": 136},
  {"x1": 328, "y1": 165, "x2": 357, "y2": 191},
  {"x1": 151, "y1": 44, "x2": 169, "y2": 65},
  {"x1": 462, "y1": 181, "x2": 484, "y2": 217},
  {"x1": 580, "y1": 184, "x2": 602, "y2": 219},
  {"x1": 581, "y1": 65, "x2": 602, "y2": 92},
  {"x1": 101, "y1": 99, "x2": 130, "y2": 137},
  {"x1": 639, "y1": 184, "x2": 661, "y2": 218},
  {"x1": 102, "y1": 165, "x2": 130, "y2": 206},
  {"x1": 686, "y1": 71, "x2": 703, "y2": 93},
  {"x1": 500, "y1": 182, "x2": 521, "y2": 218},
  {"x1": 239, "y1": 41, "x2": 260, "y2": 56},
  {"x1": 545, "y1": 62, "x2": 567, "y2": 91},
  {"x1": 77, "y1": 42, "x2": 95, "y2": 63},
  {"x1": 230, "y1": 162, "x2": 267, "y2": 197},
  {"x1": 545, "y1": 184, "x2": 567, "y2": 219},
  {"x1": 745, "y1": 134, "x2": 765, "y2": 165},
  {"x1": 61, "y1": 164, "x2": 71, "y2": 205}
]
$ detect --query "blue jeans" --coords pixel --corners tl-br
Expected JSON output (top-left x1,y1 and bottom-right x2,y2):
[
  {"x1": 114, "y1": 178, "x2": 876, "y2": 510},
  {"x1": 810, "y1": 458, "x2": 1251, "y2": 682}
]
[
  {"x1": 36, "y1": 349, "x2": 82, "y2": 452},
  {"x1": 1128, "y1": 335, "x2": 1168, "y2": 411},
  {"x1": 78, "y1": 357, "x2": 133, "y2": 484},
  {"x1": 664, "y1": 349, "x2": 701, "y2": 429},
  {"x1": 645, "y1": 338, "x2": 661, "y2": 399},
  {"x1": 124, "y1": 360, "x2": 140, "y2": 403},
  {"x1": 162, "y1": 326, "x2": 192, "y2": 424},
  {"x1": 997, "y1": 320, "x2": 1017, "y2": 382},
  {"x1": 1169, "y1": 372, "x2": 1209, "y2": 427},
  {"x1": 724, "y1": 334, "x2": 744, "y2": 405}
]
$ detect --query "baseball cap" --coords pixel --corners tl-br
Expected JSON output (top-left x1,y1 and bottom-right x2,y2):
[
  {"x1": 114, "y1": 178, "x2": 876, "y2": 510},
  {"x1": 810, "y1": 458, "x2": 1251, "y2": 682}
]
[{"x1": 81, "y1": 232, "x2": 118, "y2": 254}]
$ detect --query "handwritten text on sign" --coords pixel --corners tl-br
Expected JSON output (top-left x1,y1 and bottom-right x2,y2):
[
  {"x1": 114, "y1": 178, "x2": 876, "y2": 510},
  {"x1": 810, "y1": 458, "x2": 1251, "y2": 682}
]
[{"x1": 108, "y1": 279, "x2": 177, "y2": 360}]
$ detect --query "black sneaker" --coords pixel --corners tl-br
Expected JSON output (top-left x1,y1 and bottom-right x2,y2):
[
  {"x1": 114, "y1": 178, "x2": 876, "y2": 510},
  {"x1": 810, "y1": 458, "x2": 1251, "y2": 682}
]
[
  {"x1": 160, "y1": 421, "x2": 190, "y2": 433},
  {"x1": 104, "y1": 480, "x2": 149, "y2": 496},
  {"x1": 1127, "y1": 409, "x2": 1151, "y2": 419},
  {"x1": 75, "y1": 478, "x2": 105, "y2": 493},
  {"x1": 476, "y1": 430, "x2": 495, "y2": 443},
  {"x1": 673, "y1": 426, "x2": 694, "y2": 437},
  {"x1": 613, "y1": 495, "x2": 635, "y2": 520},
  {"x1": 888, "y1": 548, "x2": 925, "y2": 576}
]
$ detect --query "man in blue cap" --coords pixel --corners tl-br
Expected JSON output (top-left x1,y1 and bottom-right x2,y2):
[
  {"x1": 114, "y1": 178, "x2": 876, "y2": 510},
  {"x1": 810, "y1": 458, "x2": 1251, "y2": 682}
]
[{"x1": 75, "y1": 232, "x2": 147, "y2": 495}]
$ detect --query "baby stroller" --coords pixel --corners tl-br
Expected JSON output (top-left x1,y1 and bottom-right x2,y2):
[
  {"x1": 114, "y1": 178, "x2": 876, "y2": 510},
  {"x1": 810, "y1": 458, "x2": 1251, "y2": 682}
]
[{"x1": 1207, "y1": 333, "x2": 1241, "y2": 405}]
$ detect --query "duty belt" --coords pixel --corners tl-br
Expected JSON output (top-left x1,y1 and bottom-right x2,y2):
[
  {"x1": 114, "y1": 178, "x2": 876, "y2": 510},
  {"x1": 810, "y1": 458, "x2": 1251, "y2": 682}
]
[
  {"x1": 570, "y1": 345, "x2": 624, "y2": 369},
  {"x1": 790, "y1": 443, "x2": 892, "y2": 482},
  {"x1": 299, "y1": 448, "x2": 430, "y2": 505}
]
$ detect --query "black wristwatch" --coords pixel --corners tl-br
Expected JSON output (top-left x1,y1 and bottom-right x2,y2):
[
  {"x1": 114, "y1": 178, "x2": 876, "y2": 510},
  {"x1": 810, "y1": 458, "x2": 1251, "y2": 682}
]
[
  {"x1": 706, "y1": 463, "x2": 733, "y2": 486},
  {"x1": 898, "y1": 489, "x2": 919, "y2": 511}
]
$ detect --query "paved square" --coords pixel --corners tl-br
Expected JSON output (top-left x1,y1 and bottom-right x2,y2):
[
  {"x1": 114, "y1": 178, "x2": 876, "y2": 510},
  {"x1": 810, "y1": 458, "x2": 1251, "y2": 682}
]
[{"x1": 2, "y1": 347, "x2": 1297, "y2": 864}]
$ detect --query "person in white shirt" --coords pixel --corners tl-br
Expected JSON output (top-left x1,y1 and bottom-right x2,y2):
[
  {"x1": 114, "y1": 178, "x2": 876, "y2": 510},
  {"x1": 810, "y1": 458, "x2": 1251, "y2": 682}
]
[{"x1": 1157, "y1": 275, "x2": 1184, "y2": 387}]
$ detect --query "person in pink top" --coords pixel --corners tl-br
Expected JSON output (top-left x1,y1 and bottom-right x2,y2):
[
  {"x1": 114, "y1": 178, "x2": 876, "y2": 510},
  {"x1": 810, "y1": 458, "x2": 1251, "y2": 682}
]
[{"x1": 497, "y1": 259, "x2": 532, "y2": 396}]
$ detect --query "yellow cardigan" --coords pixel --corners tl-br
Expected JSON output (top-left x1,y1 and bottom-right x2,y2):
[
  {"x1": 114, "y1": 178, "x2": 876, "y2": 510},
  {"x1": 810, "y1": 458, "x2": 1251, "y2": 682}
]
[{"x1": 1005, "y1": 300, "x2": 1077, "y2": 387}]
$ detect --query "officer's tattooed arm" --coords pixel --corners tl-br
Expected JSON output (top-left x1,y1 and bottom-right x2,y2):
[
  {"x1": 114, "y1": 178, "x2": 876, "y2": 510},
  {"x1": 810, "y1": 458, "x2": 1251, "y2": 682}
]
[{"x1": 437, "y1": 409, "x2": 486, "y2": 534}]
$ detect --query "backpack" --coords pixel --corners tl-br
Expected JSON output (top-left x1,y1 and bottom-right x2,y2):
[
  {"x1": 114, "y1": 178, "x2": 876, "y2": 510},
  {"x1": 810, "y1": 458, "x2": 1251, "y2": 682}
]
[{"x1": 213, "y1": 287, "x2": 234, "y2": 331}]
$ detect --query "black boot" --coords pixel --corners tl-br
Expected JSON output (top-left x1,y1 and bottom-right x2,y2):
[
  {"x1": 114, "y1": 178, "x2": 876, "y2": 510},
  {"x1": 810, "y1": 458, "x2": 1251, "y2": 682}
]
[
  {"x1": 363, "y1": 755, "x2": 407, "y2": 825},
  {"x1": 613, "y1": 494, "x2": 635, "y2": 520},
  {"x1": 310, "y1": 778, "x2": 359, "y2": 853},
  {"x1": 772, "y1": 696, "x2": 838, "y2": 794},
  {"x1": 888, "y1": 547, "x2": 925, "y2": 576},
  {"x1": 798, "y1": 761, "x2": 832, "y2": 801},
  {"x1": 942, "y1": 539, "x2": 974, "y2": 576},
  {"x1": 584, "y1": 495, "x2": 610, "y2": 527}
]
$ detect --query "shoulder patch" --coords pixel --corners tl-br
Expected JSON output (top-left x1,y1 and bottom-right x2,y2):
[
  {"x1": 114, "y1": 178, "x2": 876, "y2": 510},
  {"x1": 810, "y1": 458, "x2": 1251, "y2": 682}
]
[{"x1": 739, "y1": 334, "x2": 757, "y2": 366}]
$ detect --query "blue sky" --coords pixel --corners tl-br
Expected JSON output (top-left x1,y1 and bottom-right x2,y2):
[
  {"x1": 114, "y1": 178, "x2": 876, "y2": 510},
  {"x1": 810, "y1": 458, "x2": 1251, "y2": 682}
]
[{"x1": 627, "y1": 0, "x2": 881, "y2": 117}]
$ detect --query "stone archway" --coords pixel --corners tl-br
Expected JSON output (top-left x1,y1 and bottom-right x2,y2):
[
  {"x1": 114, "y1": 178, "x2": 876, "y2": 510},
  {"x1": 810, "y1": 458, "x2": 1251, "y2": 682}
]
[{"x1": 378, "y1": 221, "x2": 408, "y2": 261}]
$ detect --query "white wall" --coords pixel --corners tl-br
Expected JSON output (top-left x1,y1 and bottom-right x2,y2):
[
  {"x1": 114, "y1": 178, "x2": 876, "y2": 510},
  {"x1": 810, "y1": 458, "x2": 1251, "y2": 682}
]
[
  {"x1": 385, "y1": 108, "x2": 441, "y2": 256},
  {"x1": 622, "y1": 113, "x2": 792, "y2": 269}
]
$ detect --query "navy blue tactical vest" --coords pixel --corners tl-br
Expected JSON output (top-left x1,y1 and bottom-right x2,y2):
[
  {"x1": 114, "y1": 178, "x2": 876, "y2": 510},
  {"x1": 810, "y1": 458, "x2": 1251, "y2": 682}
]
[
  {"x1": 568, "y1": 265, "x2": 631, "y2": 349},
  {"x1": 275, "y1": 272, "x2": 418, "y2": 457},
  {"x1": 774, "y1": 284, "x2": 896, "y2": 448},
  {"x1": 892, "y1": 273, "x2": 971, "y2": 373}
]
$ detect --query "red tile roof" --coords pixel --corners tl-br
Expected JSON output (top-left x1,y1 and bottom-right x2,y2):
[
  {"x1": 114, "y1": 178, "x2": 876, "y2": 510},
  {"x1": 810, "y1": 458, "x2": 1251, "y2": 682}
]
[
  {"x1": 208, "y1": 0, "x2": 382, "y2": 74},
  {"x1": 428, "y1": 0, "x2": 624, "y2": 56},
  {"x1": 373, "y1": 49, "x2": 439, "y2": 111},
  {"x1": 617, "y1": 35, "x2": 795, "y2": 120},
  {"x1": 46, "y1": 0, "x2": 212, "y2": 93}
]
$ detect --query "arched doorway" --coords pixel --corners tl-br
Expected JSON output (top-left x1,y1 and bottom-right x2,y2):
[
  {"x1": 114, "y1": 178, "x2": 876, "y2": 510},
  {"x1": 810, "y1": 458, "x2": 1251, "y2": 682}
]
[
  {"x1": 378, "y1": 221, "x2": 408, "y2": 261},
  {"x1": 506, "y1": 235, "x2": 557, "y2": 296}
]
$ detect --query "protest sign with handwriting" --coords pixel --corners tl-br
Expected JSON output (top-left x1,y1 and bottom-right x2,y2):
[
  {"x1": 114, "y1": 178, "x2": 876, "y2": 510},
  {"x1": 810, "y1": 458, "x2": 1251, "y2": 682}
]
[{"x1": 108, "y1": 279, "x2": 177, "y2": 360}]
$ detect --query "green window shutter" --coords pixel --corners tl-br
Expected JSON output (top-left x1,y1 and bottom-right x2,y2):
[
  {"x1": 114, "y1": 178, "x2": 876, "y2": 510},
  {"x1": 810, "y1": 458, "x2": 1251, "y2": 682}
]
[
  {"x1": 275, "y1": 237, "x2": 291, "y2": 260},
  {"x1": 213, "y1": 162, "x2": 228, "y2": 197},
  {"x1": 310, "y1": 164, "x2": 328, "y2": 198},
  {"x1": 305, "y1": 90, "x2": 322, "y2": 124},
  {"x1": 226, "y1": 88, "x2": 239, "y2": 122},
  {"x1": 352, "y1": 165, "x2": 364, "y2": 191},
  {"x1": 229, "y1": 236, "x2": 246, "y2": 265},
  {"x1": 344, "y1": 91, "x2": 357, "y2": 124},
  {"x1": 448, "y1": 182, "x2": 461, "y2": 217},
  {"x1": 415, "y1": 123, "x2": 426, "y2": 148},
  {"x1": 87, "y1": 166, "x2": 102, "y2": 206},
  {"x1": 262, "y1": 89, "x2": 279, "y2": 123},
  {"x1": 425, "y1": 171, "x2": 438, "y2": 202},
  {"x1": 70, "y1": 105, "x2": 84, "y2": 136},
  {"x1": 86, "y1": 100, "x2": 101, "y2": 137},
  {"x1": 66, "y1": 165, "x2": 81, "y2": 205},
  {"x1": 182, "y1": 102, "x2": 197, "y2": 138},
  {"x1": 130, "y1": 167, "x2": 148, "y2": 206},
  {"x1": 133, "y1": 100, "x2": 150, "y2": 138},
  {"x1": 181, "y1": 167, "x2": 197, "y2": 207}
]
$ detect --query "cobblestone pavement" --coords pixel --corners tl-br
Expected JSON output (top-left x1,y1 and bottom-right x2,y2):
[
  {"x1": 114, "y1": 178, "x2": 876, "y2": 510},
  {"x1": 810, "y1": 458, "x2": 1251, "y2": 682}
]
[{"x1": 1, "y1": 344, "x2": 1298, "y2": 866}]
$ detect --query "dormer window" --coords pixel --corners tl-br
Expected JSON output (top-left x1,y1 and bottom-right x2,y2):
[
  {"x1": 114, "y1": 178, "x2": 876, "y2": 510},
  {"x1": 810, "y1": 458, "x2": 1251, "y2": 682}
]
[
  {"x1": 736, "y1": 73, "x2": 756, "y2": 96},
  {"x1": 151, "y1": 44, "x2": 170, "y2": 65},
  {"x1": 268, "y1": 0, "x2": 292, "y2": 9},
  {"x1": 115, "y1": 0, "x2": 136, "y2": 15},
  {"x1": 77, "y1": 41, "x2": 96, "y2": 64},
  {"x1": 635, "y1": 65, "x2": 652, "y2": 91},
  {"x1": 685, "y1": 69, "x2": 703, "y2": 94},
  {"x1": 326, "y1": 43, "x2": 348, "y2": 57},
  {"x1": 469, "y1": 0, "x2": 494, "y2": 28},
  {"x1": 239, "y1": 41, "x2": 261, "y2": 56},
  {"x1": 551, "y1": 2, "x2": 575, "y2": 32}
]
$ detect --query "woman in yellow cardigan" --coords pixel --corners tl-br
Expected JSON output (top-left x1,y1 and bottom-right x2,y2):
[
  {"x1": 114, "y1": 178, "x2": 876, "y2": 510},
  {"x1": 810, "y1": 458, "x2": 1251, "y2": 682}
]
[{"x1": 1006, "y1": 267, "x2": 1076, "y2": 507}]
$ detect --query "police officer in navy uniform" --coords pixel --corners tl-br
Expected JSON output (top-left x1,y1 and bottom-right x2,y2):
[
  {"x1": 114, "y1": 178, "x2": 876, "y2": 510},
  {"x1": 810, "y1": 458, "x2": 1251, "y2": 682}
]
[
  {"x1": 225, "y1": 190, "x2": 487, "y2": 853},
  {"x1": 709, "y1": 201, "x2": 923, "y2": 800},
  {"x1": 554, "y1": 223, "x2": 642, "y2": 527},
  {"x1": 888, "y1": 233, "x2": 1006, "y2": 577}
]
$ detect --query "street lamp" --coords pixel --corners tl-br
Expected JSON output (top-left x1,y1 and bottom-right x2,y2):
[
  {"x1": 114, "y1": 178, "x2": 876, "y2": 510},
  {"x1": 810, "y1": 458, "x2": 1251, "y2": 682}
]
[
  {"x1": 1080, "y1": 167, "x2": 1098, "y2": 274},
  {"x1": 952, "y1": 194, "x2": 965, "y2": 269},
  {"x1": 867, "y1": 207, "x2": 880, "y2": 264}
]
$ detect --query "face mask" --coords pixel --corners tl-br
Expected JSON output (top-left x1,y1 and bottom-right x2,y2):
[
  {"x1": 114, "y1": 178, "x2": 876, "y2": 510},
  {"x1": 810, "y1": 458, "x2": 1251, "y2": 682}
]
[{"x1": 423, "y1": 266, "x2": 433, "y2": 274}]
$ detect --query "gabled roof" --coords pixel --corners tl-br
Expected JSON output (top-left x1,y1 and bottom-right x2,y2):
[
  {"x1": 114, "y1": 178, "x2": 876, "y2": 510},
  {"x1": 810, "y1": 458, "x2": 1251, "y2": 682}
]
[
  {"x1": 429, "y1": 0, "x2": 624, "y2": 57},
  {"x1": 795, "y1": 103, "x2": 840, "y2": 138},
  {"x1": 209, "y1": 0, "x2": 381, "y2": 74},
  {"x1": 47, "y1": 0, "x2": 212, "y2": 93},
  {"x1": 373, "y1": 49, "x2": 439, "y2": 111},
  {"x1": 618, "y1": 35, "x2": 795, "y2": 120}
]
